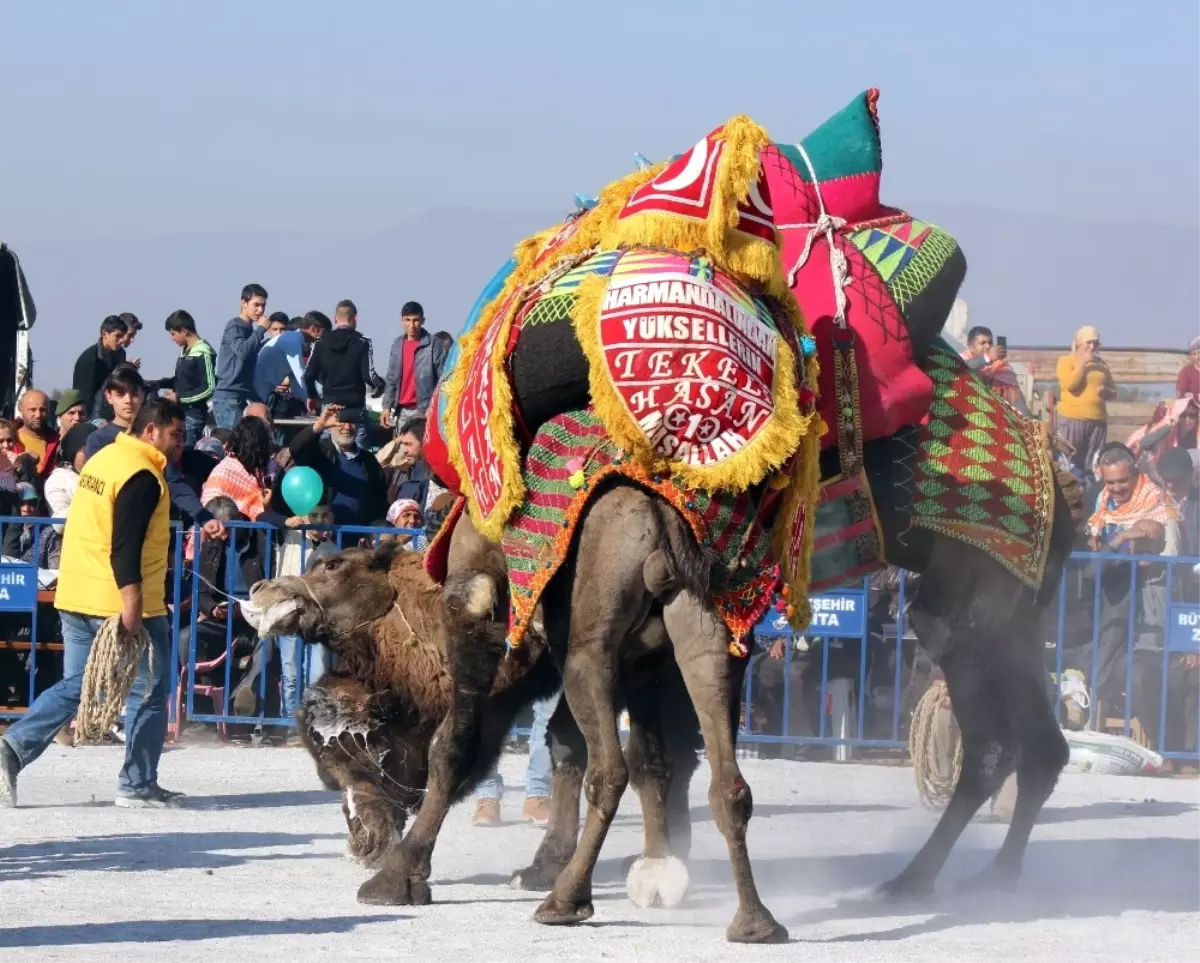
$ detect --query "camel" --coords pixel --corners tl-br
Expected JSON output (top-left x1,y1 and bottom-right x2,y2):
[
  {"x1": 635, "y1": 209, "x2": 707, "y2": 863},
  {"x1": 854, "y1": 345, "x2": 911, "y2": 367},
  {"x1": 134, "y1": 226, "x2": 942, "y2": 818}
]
[{"x1": 252, "y1": 444, "x2": 1078, "y2": 944}]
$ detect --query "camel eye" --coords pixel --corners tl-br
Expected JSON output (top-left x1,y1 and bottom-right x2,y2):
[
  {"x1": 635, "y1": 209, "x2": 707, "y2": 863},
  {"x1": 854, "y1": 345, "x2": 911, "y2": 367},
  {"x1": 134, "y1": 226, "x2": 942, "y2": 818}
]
[{"x1": 324, "y1": 558, "x2": 341, "y2": 573}]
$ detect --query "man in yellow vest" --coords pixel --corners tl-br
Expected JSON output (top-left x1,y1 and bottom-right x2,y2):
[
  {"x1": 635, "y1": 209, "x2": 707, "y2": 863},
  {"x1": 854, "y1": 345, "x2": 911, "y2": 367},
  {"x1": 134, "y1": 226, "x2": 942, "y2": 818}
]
[{"x1": 1, "y1": 398, "x2": 186, "y2": 808}]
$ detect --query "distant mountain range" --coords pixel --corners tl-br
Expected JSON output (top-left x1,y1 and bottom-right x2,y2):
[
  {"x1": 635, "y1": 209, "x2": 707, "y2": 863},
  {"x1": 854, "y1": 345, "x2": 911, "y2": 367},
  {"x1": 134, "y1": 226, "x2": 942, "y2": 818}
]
[{"x1": 12, "y1": 204, "x2": 1197, "y2": 389}]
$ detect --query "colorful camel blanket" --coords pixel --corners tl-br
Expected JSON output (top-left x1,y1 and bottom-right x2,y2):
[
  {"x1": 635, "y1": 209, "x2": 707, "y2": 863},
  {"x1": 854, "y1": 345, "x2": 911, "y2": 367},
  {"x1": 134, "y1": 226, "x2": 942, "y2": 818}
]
[
  {"x1": 501, "y1": 409, "x2": 780, "y2": 656},
  {"x1": 900, "y1": 341, "x2": 1056, "y2": 587},
  {"x1": 765, "y1": 89, "x2": 966, "y2": 448}
]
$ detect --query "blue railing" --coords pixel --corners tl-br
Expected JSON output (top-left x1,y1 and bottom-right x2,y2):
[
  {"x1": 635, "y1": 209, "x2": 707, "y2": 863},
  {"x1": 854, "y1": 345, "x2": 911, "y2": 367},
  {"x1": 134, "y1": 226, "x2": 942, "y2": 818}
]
[{"x1": 2, "y1": 515, "x2": 1197, "y2": 762}]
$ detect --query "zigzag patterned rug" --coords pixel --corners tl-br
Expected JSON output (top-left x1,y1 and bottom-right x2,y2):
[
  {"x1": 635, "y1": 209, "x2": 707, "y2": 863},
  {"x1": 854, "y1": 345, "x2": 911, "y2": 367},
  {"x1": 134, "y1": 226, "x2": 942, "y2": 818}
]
[
  {"x1": 903, "y1": 340, "x2": 1055, "y2": 587},
  {"x1": 502, "y1": 409, "x2": 779, "y2": 656}
]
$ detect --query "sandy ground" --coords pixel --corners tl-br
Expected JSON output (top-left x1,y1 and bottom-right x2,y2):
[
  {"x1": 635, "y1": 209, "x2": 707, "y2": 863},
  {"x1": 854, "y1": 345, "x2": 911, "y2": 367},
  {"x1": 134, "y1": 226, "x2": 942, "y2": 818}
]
[{"x1": 0, "y1": 746, "x2": 1197, "y2": 962}]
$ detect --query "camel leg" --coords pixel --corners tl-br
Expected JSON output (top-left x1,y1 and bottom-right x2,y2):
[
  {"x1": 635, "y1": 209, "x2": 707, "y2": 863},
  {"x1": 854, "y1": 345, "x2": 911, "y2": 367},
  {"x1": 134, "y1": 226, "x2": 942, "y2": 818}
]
[
  {"x1": 622, "y1": 662, "x2": 691, "y2": 909},
  {"x1": 879, "y1": 619, "x2": 1016, "y2": 899},
  {"x1": 511, "y1": 695, "x2": 586, "y2": 891},
  {"x1": 514, "y1": 664, "x2": 702, "y2": 898},
  {"x1": 661, "y1": 591, "x2": 787, "y2": 944},
  {"x1": 357, "y1": 703, "x2": 474, "y2": 906},
  {"x1": 297, "y1": 682, "x2": 414, "y2": 868},
  {"x1": 341, "y1": 777, "x2": 406, "y2": 868},
  {"x1": 533, "y1": 565, "x2": 645, "y2": 925},
  {"x1": 963, "y1": 629, "x2": 1068, "y2": 890}
]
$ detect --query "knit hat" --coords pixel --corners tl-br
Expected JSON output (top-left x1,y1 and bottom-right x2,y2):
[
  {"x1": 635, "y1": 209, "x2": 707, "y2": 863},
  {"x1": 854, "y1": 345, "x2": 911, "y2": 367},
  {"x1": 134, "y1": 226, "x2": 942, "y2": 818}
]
[
  {"x1": 1189, "y1": 336, "x2": 1200, "y2": 353},
  {"x1": 60, "y1": 422, "x2": 97, "y2": 467},
  {"x1": 55, "y1": 388, "x2": 85, "y2": 417},
  {"x1": 387, "y1": 498, "x2": 423, "y2": 525},
  {"x1": 1073, "y1": 326, "x2": 1101, "y2": 348}
]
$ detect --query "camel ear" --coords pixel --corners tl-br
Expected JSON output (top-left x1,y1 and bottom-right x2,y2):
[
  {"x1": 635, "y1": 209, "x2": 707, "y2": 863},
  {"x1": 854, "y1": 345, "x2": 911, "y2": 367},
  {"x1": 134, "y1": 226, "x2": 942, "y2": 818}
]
[{"x1": 368, "y1": 539, "x2": 406, "y2": 572}]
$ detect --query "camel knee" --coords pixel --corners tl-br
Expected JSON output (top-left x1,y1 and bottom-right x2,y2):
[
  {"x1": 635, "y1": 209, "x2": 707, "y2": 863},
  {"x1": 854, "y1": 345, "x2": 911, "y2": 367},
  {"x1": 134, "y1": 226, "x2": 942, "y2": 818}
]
[
  {"x1": 959, "y1": 738, "x2": 1017, "y2": 800},
  {"x1": 584, "y1": 761, "x2": 629, "y2": 820},
  {"x1": 709, "y1": 771, "x2": 753, "y2": 837},
  {"x1": 344, "y1": 781, "x2": 402, "y2": 866},
  {"x1": 1018, "y1": 722, "x2": 1069, "y2": 786}
]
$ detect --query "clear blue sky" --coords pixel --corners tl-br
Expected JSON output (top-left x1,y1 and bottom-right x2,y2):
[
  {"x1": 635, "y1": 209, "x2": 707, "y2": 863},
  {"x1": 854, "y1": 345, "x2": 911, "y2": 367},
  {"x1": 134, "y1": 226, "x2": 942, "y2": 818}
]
[
  {"x1": 1, "y1": 1, "x2": 1196, "y2": 383},
  {"x1": 3, "y1": 0, "x2": 1196, "y2": 241}
]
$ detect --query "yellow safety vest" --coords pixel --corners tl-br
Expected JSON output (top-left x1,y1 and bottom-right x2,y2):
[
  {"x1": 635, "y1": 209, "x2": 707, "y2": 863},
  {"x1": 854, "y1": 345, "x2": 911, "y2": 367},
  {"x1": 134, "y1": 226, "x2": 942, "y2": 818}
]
[{"x1": 55, "y1": 432, "x2": 171, "y2": 619}]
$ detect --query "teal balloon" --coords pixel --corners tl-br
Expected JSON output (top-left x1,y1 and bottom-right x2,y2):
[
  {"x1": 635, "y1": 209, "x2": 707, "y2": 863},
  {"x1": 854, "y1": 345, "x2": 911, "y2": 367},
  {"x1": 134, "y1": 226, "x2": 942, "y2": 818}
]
[{"x1": 281, "y1": 466, "x2": 323, "y2": 515}]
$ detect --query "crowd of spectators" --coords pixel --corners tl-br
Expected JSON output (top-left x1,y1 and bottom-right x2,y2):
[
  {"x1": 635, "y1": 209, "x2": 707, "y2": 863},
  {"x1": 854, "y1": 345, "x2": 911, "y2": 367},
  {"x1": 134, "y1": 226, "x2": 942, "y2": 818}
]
[
  {"x1": 2, "y1": 300, "x2": 1197, "y2": 777},
  {"x1": 0, "y1": 284, "x2": 461, "y2": 742}
]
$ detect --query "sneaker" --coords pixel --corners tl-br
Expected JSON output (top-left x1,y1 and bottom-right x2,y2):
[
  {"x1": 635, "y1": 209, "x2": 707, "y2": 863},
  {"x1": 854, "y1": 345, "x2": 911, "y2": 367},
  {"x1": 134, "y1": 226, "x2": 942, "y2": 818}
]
[
  {"x1": 115, "y1": 785, "x2": 186, "y2": 809},
  {"x1": 472, "y1": 798, "x2": 501, "y2": 827},
  {"x1": 0, "y1": 739, "x2": 19, "y2": 808},
  {"x1": 522, "y1": 796, "x2": 551, "y2": 827}
]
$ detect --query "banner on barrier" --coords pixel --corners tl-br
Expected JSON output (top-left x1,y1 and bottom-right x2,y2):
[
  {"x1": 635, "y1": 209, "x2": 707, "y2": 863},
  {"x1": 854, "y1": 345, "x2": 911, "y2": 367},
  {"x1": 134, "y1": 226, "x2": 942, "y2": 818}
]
[
  {"x1": 1168, "y1": 605, "x2": 1200, "y2": 652},
  {"x1": 0, "y1": 564, "x2": 38, "y2": 611},
  {"x1": 755, "y1": 590, "x2": 866, "y2": 639}
]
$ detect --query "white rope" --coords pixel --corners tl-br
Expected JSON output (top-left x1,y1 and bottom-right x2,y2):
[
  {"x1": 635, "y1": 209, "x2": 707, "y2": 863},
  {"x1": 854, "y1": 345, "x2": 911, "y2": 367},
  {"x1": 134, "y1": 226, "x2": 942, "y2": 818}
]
[{"x1": 780, "y1": 143, "x2": 852, "y2": 328}]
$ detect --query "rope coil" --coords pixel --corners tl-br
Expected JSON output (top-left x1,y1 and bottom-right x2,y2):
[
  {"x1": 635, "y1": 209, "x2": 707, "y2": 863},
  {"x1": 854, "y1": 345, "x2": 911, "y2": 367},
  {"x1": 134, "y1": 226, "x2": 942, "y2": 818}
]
[
  {"x1": 909, "y1": 679, "x2": 962, "y2": 809},
  {"x1": 75, "y1": 616, "x2": 152, "y2": 745}
]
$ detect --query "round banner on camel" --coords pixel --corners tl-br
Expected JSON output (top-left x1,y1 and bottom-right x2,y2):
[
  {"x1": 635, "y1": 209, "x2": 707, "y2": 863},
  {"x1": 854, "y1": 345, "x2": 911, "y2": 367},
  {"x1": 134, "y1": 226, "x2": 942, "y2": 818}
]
[{"x1": 594, "y1": 251, "x2": 784, "y2": 471}]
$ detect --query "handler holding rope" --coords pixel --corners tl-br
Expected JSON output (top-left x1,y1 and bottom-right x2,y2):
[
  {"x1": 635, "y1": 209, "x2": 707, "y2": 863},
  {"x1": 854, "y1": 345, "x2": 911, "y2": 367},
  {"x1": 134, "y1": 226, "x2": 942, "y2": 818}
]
[{"x1": 1, "y1": 398, "x2": 186, "y2": 809}]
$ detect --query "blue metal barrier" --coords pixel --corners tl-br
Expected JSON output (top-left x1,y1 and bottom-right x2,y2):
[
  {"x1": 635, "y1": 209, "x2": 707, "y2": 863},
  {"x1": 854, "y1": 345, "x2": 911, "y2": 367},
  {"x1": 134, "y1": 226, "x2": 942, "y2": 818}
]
[
  {"x1": 740, "y1": 579, "x2": 909, "y2": 754},
  {"x1": 177, "y1": 520, "x2": 421, "y2": 734},
  {"x1": 4, "y1": 511, "x2": 1198, "y2": 765}
]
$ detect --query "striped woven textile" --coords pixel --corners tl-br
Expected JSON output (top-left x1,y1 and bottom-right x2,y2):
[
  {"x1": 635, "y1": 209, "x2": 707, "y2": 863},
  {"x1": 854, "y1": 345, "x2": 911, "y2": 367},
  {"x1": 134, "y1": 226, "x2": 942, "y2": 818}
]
[{"x1": 502, "y1": 409, "x2": 779, "y2": 656}]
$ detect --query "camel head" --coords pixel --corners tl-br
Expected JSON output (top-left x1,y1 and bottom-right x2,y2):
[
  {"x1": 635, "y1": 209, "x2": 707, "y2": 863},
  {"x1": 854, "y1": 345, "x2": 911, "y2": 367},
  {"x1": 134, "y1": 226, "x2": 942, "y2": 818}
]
[{"x1": 246, "y1": 540, "x2": 500, "y2": 664}]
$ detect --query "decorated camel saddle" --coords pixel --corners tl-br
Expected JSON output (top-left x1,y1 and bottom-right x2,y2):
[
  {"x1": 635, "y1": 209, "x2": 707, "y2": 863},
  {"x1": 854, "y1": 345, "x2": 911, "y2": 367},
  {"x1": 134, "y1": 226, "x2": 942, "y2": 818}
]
[{"x1": 423, "y1": 90, "x2": 1054, "y2": 653}]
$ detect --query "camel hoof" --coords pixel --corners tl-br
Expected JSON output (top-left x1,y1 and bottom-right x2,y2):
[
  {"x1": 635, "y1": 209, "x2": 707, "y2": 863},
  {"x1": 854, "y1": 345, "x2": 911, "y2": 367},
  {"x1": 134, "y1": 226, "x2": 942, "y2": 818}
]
[
  {"x1": 510, "y1": 861, "x2": 566, "y2": 892},
  {"x1": 876, "y1": 872, "x2": 935, "y2": 903},
  {"x1": 726, "y1": 909, "x2": 788, "y2": 944},
  {"x1": 533, "y1": 894, "x2": 595, "y2": 926},
  {"x1": 357, "y1": 871, "x2": 432, "y2": 906},
  {"x1": 626, "y1": 855, "x2": 690, "y2": 909}
]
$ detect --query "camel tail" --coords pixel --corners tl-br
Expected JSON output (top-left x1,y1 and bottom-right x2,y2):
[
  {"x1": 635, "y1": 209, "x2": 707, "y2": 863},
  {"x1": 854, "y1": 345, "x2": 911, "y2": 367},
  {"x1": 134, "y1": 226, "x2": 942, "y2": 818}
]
[{"x1": 653, "y1": 499, "x2": 718, "y2": 599}]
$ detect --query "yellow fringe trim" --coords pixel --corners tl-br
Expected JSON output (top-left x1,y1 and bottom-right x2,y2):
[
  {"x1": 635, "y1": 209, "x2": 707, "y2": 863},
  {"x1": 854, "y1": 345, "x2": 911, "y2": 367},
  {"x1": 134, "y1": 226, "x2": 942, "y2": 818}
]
[
  {"x1": 441, "y1": 165, "x2": 667, "y2": 540},
  {"x1": 600, "y1": 115, "x2": 781, "y2": 291},
  {"x1": 572, "y1": 266, "x2": 818, "y2": 493}
]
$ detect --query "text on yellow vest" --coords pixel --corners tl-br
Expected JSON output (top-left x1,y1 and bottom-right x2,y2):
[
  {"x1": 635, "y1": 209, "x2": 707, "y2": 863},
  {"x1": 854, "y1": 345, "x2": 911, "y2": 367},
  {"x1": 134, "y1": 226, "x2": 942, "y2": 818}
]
[{"x1": 56, "y1": 432, "x2": 171, "y2": 619}]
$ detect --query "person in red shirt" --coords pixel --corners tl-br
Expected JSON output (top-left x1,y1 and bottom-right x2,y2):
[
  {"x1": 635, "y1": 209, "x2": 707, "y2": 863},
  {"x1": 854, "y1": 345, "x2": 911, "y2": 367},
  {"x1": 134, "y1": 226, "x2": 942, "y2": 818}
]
[
  {"x1": 380, "y1": 301, "x2": 449, "y2": 430},
  {"x1": 1177, "y1": 337, "x2": 1200, "y2": 402}
]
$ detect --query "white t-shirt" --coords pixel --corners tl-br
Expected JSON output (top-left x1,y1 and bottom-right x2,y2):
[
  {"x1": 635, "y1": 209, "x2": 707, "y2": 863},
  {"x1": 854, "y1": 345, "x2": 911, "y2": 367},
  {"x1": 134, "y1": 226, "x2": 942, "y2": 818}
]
[{"x1": 43, "y1": 466, "x2": 79, "y2": 533}]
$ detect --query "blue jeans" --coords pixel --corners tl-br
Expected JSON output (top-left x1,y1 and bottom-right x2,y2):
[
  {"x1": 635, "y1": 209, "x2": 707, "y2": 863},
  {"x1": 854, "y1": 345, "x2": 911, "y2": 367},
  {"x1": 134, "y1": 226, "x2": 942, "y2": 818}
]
[
  {"x1": 278, "y1": 634, "x2": 330, "y2": 718},
  {"x1": 2, "y1": 613, "x2": 170, "y2": 796},
  {"x1": 475, "y1": 689, "x2": 560, "y2": 801},
  {"x1": 211, "y1": 393, "x2": 244, "y2": 430},
  {"x1": 183, "y1": 405, "x2": 207, "y2": 447}
]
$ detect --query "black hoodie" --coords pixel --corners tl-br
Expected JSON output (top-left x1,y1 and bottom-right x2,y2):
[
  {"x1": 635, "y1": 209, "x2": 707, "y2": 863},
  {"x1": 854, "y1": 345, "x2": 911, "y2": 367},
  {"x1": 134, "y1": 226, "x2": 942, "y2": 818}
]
[{"x1": 303, "y1": 326, "x2": 384, "y2": 408}]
